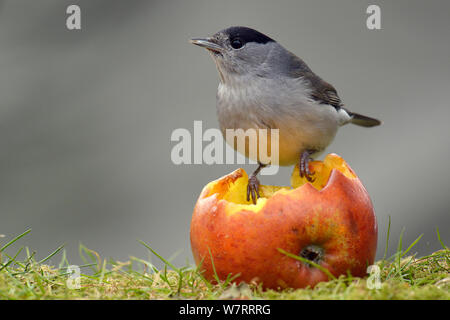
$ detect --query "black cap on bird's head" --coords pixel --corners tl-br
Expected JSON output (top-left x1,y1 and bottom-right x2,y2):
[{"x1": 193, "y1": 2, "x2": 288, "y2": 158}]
[
  {"x1": 220, "y1": 26, "x2": 275, "y2": 47},
  {"x1": 190, "y1": 26, "x2": 275, "y2": 52},
  {"x1": 190, "y1": 26, "x2": 280, "y2": 80}
]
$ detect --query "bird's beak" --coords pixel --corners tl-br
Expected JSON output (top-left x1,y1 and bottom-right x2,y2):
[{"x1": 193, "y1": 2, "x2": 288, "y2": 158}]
[{"x1": 190, "y1": 38, "x2": 224, "y2": 53}]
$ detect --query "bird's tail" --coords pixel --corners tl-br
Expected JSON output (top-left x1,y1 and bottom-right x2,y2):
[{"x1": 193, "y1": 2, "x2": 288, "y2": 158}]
[{"x1": 345, "y1": 110, "x2": 382, "y2": 127}]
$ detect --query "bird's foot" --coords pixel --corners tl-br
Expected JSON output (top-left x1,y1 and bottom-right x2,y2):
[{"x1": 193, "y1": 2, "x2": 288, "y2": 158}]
[
  {"x1": 300, "y1": 150, "x2": 316, "y2": 183},
  {"x1": 247, "y1": 175, "x2": 261, "y2": 205},
  {"x1": 246, "y1": 162, "x2": 267, "y2": 204}
]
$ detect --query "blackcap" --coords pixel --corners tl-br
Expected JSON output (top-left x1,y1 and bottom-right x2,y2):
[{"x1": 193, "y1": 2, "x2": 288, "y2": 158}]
[{"x1": 191, "y1": 26, "x2": 381, "y2": 204}]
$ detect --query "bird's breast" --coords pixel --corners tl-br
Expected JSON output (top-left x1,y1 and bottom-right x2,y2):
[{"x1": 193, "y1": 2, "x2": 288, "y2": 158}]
[{"x1": 216, "y1": 79, "x2": 341, "y2": 165}]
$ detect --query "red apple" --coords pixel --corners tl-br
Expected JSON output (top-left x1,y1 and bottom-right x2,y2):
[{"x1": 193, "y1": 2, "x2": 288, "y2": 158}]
[{"x1": 190, "y1": 154, "x2": 377, "y2": 289}]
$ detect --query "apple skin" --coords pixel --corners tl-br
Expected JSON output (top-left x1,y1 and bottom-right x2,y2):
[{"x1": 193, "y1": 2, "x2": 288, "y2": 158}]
[{"x1": 190, "y1": 154, "x2": 377, "y2": 290}]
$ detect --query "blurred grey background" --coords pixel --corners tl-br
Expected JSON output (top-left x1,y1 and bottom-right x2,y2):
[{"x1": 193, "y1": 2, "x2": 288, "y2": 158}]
[{"x1": 0, "y1": 0, "x2": 449, "y2": 268}]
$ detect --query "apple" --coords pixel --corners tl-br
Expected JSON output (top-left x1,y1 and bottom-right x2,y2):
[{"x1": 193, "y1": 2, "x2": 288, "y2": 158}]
[{"x1": 190, "y1": 154, "x2": 378, "y2": 289}]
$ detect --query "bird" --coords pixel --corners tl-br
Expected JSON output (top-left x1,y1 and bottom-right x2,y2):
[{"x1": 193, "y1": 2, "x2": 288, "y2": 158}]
[{"x1": 190, "y1": 26, "x2": 381, "y2": 204}]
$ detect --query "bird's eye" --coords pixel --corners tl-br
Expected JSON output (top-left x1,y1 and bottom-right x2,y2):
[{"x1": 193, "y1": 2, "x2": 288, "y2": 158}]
[{"x1": 230, "y1": 37, "x2": 244, "y2": 49}]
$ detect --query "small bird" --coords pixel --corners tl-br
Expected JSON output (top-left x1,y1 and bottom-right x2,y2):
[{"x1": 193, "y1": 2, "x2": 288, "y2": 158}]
[{"x1": 191, "y1": 26, "x2": 381, "y2": 204}]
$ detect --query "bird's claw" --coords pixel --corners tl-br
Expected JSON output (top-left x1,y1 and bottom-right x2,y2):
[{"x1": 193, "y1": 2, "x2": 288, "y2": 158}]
[
  {"x1": 300, "y1": 151, "x2": 316, "y2": 183},
  {"x1": 247, "y1": 175, "x2": 261, "y2": 204}
]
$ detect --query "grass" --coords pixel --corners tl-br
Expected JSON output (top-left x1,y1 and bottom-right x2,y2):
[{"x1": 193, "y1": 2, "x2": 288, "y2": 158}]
[{"x1": 0, "y1": 223, "x2": 448, "y2": 300}]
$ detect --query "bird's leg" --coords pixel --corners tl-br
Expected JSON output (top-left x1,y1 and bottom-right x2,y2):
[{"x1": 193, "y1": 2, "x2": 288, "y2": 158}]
[
  {"x1": 300, "y1": 149, "x2": 316, "y2": 182},
  {"x1": 247, "y1": 162, "x2": 267, "y2": 204}
]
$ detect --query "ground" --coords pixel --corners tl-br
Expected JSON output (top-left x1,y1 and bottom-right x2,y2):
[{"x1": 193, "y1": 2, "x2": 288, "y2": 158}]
[{"x1": 0, "y1": 229, "x2": 448, "y2": 300}]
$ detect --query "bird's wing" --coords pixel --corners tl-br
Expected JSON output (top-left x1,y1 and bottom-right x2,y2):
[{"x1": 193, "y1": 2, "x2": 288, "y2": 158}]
[
  {"x1": 302, "y1": 71, "x2": 343, "y2": 109},
  {"x1": 281, "y1": 50, "x2": 381, "y2": 126},
  {"x1": 286, "y1": 52, "x2": 343, "y2": 109}
]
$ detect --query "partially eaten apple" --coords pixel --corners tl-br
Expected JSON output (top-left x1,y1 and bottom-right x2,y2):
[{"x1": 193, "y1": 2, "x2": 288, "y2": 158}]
[{"x1": 190, "y1": 154, "x2": 377, "y2": 289}]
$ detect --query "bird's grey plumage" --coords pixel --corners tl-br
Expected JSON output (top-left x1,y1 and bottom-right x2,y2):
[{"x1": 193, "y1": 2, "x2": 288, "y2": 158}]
[
  {"x1": 282, "y1": 50, "x2": 381, "y2": 127},
  {"x1": 263, "y1": 47, "x2": 344, "y2": 109}
]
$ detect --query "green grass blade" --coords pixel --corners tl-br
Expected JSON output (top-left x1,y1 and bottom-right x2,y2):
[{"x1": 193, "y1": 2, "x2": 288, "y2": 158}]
[
  {"x1": 99, "y1": 259, "x2": 107, "y2": 284},
  {"x1": 38, "y1": 244, "x2": 65, "y2": 265},
  {"x1": 1, "y1": 247, "x2": 25, "y2": 270},
  {"x1": 223, "y1": 272, "x2": 241, "y2": 287},
  {"x1": 396, "y1": 227, "x2": 405, "y2": 267},
  {"x1": 129, "y1": 256, "x2": 158, "y2": 273},
  {"x1": 0, "y1": 229, "x2": 32, "y2": 253},
  {"x1": 436, "y1": 227, "x2": 447, "y2": 250},
  {"x1": 401, "y1": 234, "x2": 423, "y2": 258},
  {"x1": 138, "y1": 240, "x2": 178, "y2": 272},
  {"x1": 78, "y1": 243, "x2": 102, "y2": 273},
  {"x1": 0, "y1": 259, "x2": 13, "y2": 272},
  {"x1": 207, "y1": 247, "x2": 221, "y2": 284}
]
